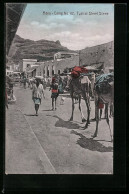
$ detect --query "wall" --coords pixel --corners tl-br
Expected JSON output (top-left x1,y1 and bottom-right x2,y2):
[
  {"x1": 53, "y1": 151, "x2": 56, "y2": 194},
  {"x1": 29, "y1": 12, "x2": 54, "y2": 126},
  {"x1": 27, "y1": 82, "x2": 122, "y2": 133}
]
[
  {"x1": 80, "y1": 41, "x2": 114, "y2": 73},
  {"x1": 25, "y1": 41, "x2": 114, "y2": 76},
  {"x1": 54, "y1": 55, "x2": 79, "y2": 74},
  {"x1": 22, "y1": 59, "x2": 37, "y2": 72},
  {"x1": 35, "y1": 55, "x2": 79, "y2": 77}
]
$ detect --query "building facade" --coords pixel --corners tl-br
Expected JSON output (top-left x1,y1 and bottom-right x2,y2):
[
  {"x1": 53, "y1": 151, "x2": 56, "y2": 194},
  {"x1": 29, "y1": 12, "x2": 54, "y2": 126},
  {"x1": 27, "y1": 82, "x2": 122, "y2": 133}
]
[
  {"x1": 80, "y1": 41, "x2": 114, "y2": 73},
  {"x1": 54, "y1": 52, "x2": 79, "y2": 60},
  {"x1": 18, "y1": 41, "x2": 114, "y2": 77},
  {"x1": 22, "y1": 59, "x2": 38, "y2": 72},
  {"x1": 35, "y1": 55, "x2": 79, "y2": 77}
]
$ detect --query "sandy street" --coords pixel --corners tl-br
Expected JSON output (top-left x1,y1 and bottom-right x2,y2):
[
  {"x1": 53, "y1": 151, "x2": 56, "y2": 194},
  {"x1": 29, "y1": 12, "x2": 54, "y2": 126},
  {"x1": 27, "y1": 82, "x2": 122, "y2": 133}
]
[{"x1": 5, "y1": 83, "x2": 113, "y2": 174}]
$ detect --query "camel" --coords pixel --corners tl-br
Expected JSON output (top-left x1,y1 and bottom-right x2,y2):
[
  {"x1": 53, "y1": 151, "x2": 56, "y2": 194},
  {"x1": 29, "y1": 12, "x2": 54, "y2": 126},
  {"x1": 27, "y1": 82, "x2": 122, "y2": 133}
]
[
  {"x1": 93, "y1": 80, "x2": 114, "y2": 141},
  {"x1": 66, "y1": 74, "x2": 91, "y2": 129}
]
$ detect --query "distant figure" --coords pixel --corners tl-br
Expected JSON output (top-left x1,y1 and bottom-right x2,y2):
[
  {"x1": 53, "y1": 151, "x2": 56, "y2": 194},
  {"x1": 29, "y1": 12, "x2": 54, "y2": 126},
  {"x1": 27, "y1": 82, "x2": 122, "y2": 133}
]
[
  {"x1": 58, "y1": 77, "x2": 64, "y2": 94},
  {"x1": 27, "y1": 78, "x2": 30, "y2": 88},
  {"x1": 47, "y1": 78, "x2": 51, "y2": 87},
  {"x1": 8, "y1": 74, "x2": 14, "y2": 92},
  {"x1": 49, "y1": 77, "x2": 59, "y2": 110},
  {"x1": 98, "y1": 100, "x2": 104, "y2": 120},
  {"x1": 32, "y1": 79, "x2": 45, "y2": 116},
  {"x1": 23, "y1": 77, "x2": 27, "y2": 89},
  {"x1": 30, "y1": 79, "x2": 33, "y2": 89},
  {"x1": 43, "y1": 80, "x2": 47, "y2": 90}
]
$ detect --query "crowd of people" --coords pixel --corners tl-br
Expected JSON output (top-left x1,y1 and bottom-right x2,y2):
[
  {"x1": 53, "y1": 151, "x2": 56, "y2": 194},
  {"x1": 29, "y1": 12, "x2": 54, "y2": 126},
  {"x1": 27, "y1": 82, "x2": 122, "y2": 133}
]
[
  {"x1": 6, "y1": 73, "x2": 65, "y2": 115},
  {"x1": 6, "y1": 68, "x2": 113, "y2": 117},
  {"x1": 31, "y1": 75, "x2": 65, "y2": 115}
]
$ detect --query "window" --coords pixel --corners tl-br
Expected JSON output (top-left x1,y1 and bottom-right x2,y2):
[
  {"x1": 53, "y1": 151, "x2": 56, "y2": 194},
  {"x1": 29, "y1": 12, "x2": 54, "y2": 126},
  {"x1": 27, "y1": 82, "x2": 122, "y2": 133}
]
[
  {"x1": 58, "y1": 70, "x2": 60, "y2": 74},
  {"x1": 27, "y1": 64, "x2": 30, "y2": 67}
]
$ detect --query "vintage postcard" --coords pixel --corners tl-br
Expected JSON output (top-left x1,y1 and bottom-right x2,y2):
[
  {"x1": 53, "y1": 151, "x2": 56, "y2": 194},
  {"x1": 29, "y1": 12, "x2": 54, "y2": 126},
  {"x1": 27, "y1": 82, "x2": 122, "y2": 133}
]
[{"x1": 5, "y1": 3, "x2": 115, "y2": 175}]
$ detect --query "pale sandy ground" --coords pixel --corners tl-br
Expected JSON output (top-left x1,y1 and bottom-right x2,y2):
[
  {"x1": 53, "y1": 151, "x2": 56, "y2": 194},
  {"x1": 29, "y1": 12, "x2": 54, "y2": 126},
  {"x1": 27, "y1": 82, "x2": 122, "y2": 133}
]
[{"x1": 5, "y1": 84, "x2": 113, "y2": 174}]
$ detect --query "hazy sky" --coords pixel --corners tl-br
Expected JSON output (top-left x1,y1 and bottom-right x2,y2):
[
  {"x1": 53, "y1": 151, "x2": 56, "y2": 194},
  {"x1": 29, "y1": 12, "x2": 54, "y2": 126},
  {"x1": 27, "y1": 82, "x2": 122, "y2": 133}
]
[{"x1": 17, "y1": 3, "x2": 114, "y2": 50}]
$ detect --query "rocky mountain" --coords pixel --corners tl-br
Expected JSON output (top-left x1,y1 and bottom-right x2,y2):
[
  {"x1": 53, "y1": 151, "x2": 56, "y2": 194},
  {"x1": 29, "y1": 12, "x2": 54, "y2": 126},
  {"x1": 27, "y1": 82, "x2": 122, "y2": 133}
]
[
  {"x1": 7, "y1": 35, "x2": 74, "y2": 65},
  {"x1": 7, "y1": 35, "x2": 114, "y2": 72}
]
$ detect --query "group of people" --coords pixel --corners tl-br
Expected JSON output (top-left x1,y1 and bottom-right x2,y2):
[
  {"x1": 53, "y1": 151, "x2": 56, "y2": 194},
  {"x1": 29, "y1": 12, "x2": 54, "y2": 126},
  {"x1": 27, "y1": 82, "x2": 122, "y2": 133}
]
[
  {"x1": 6, "y1": 74, "x2": 16, "y2": 108},
  {"x1": 32, "y1": 76, "x2": 63, "y2": 116},
  {"x1": 6, "y1": 68, "x2": 106, "y2": 116},
  {"x1": 31, "y1": 70, "x2": 104, "y2": 116},
  {"x1": 20, "y1": 76, "x2": 50, "y2": 90}
]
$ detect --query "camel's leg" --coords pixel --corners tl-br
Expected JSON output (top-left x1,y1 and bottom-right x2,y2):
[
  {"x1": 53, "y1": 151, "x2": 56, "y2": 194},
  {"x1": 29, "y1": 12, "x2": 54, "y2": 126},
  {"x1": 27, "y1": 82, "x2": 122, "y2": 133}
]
[
  {"x1": 69, "y1": 98, "x2": 74, "y2": 121},
  {"x1": 104, "y1": 103, "x2": 108, "y2": 118},
  {"x1": 92, "y1": 95, "x2": 97, "y2": 121},
  {"x1": 109, "y1": 103, "x2": 114, "y2": 117},
  {"x1": 111, "y1": 103, "x2": 114, "y2": 117},
  {"x1": 84, "y1": 96, "x2": 90, "y2": 129},
  {"x1": 92, "y1": 101, "x2": 99, "y2": 138},
  {"x1": 92, "y1": 100, "x2": 96, "y2": 121},
  {"x1": 87, "y1": 96, "x2": 91, "y2": 123},
  {"x1": 78, "y1": 97, "x2": 86, "y2": 122},
  {"x1": 100, "y1": 109, "x2": 102, "y2": 120},
  {"x1": 109, "y1": 104, "x2": 112, "y2": 117},
  {"x1": 106, "y1": 104, "x2": 113, "y2": 142}
]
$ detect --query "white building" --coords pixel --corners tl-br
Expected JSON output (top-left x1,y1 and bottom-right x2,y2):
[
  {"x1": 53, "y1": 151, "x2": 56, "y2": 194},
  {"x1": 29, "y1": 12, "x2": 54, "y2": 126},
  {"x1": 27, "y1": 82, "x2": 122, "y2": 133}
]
[
  {"x1": 6, "y1": 69, "x2": 13, "y2": 76},
  {"x1": 54, "y1": 52, "x2": 79, "y2": 60},
  {"x1": 22, "y1": 59, "x2": 38, "y2": 72}
]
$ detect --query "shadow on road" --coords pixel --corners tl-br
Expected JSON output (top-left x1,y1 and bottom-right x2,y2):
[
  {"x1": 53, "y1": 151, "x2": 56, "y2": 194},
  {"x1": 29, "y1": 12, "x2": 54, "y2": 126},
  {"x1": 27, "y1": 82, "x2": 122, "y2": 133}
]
[
  {"x1": 59, "y1": 94, "x2": 70, "y2": 98},
  {"x1": 90, "y1": 118, "x2": 107, "y2": 122},
  {"x1": 24, "y1": 114, "x2": 37, "y2": 116},
  {"x1": 71, "y1": 130, "x2": 113, "y2": 152},
  {"x1": 46, "y1": 115, "x2": 80, "y2": 129},
  {"x1": 42, "y1": 109, "x2": 54, "y2": 111}
]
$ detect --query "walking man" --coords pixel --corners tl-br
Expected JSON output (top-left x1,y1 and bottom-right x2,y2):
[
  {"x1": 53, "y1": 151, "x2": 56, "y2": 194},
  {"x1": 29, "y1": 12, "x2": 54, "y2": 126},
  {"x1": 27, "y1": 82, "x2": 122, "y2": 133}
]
[
  {"x1": 49, "y1": 77, "x2": 59, "y2": 110},
  {"x1": 32, "y1": 79, "x2": 45, "y2": 116}
]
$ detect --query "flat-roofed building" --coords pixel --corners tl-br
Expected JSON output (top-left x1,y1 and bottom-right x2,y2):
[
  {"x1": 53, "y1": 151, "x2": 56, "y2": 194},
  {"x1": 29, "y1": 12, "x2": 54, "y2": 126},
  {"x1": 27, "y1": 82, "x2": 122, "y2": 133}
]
[
  {"x1": 22, "y1": 59, "x2": 38, "y2": 72},
  {"x1": 54, "y1": 52, "x2": 79, "y2": 60}
]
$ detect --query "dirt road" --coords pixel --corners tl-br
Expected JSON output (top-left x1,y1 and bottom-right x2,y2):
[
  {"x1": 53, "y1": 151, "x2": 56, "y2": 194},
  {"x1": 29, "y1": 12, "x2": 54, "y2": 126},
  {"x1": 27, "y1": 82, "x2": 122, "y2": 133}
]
[{"x1": 6, "y1": 84, "x2": 113, "y2": 174}]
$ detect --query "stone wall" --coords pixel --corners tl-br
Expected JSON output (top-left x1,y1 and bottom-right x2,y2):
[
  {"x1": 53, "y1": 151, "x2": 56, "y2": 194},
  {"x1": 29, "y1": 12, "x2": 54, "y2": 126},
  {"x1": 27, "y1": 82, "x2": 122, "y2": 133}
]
[
  {"x1": 54, "y1": 55, "x2": 79, "y2": 74},
  {"x1": 80, "y1": 41, "x2": 114, "y2": 73}
]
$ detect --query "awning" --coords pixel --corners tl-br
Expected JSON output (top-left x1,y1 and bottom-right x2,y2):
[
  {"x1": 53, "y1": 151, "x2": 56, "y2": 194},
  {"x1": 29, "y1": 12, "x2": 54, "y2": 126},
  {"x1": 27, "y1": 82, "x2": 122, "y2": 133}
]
[
  {"x1": 6, "y1": 3, "x2": 27, "y2": 55},
  {"x1": 84, "y1": 66, "x2": 100, "y2": 71},
  {"x1": 83, "y1": 63, "x2": 104, "y2": 70},
  {"x1": 27, "y1": 69, "x2": 36, "y2": 73},
  {"x1": 35, "y1": 76, "x2": 44, "y2": 80},
  {"x1": 26, "y1": 66, "x2": 38, "y2": 73},
  {"x1": 85, "y1": 66, "x2": 97, "y2": 70}
]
